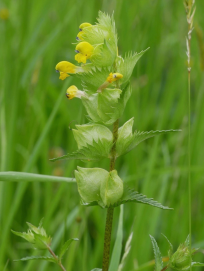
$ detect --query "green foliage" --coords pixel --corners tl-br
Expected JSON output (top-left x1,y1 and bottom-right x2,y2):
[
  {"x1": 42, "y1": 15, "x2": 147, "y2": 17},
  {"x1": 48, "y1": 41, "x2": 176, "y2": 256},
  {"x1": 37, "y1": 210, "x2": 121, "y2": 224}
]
[
  {"x1": 100, "y1": 170, "x2": 123, "y2": 207},
  {"x1": 12, "y1": 221, "x2": 51, "y2": 250},
  {"x1": 116, "y1": 118, "x2": 181, "y2": 157},
  {"x1": 76, "y1": 66, "x2": 112, "y2": 93},
  {"x1": 109, "y1": 206, "x2": 123, "y2": 271},
  {"x1": 117, "y1": 48, "x2": 150, "y2": 87},
  {"x1": 59, "y1": 238, "x2": 79, "y2": 261},
  {"x1": 72, "y1": 123, "x2": 112, "y2": 149},
  {"x1": 14, "y1": 256, "x2": 57, "y2": 263},
  {"x1": 149, "y1": 235, "x2": 163, "y2": 271},
  {"x1": 75, "y1": 167, "x2": 123, "y2": 207},
  {"x1": 81, "y1": 185, "x2": 172, "y2": 210},
  {"x1": 75, "y1": 167, "x2": 109, "y2": 203}
]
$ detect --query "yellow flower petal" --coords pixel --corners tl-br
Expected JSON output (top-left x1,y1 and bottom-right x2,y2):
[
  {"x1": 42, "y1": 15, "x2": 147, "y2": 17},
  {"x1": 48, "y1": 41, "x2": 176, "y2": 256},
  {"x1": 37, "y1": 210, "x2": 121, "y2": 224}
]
[
  {"x1": 59, "y1": 72, "x2": 70, "y2": 80},
  {"x1": 76, "y1": 31, "x2": 84, "y2": 41},
  {"x1": 79, "y1": 22, "x2": 92, "y2": 31},
  {"x1": 55, "y1": 61, "x2": 76, "y2": 74},
  {"x1": 106, "y1": 73, "x2": 123, "y2": 83},
  {"x1": 75, "y1": 53, "x2": 87, "y2": 64},
  {"x1": 75, "y1": 42, "x2": 94, "y2": 59},
  {"x1": 66, "y1": 86, "x2": 78, "y2": 100}
]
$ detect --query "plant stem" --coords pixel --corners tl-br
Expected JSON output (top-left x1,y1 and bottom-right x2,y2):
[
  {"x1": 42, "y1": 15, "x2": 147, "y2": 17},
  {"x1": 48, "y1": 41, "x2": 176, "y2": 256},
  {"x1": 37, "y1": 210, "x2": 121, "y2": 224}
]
[
  {"x1": 47, "y1": 245, "x2": 67, "y2": 271},
  {"x1": 102, "y1": 119, "x2": 119, "y2": 271},
  {"x1": 184, "y1": 1, "x2": 195, "y2": 269}
]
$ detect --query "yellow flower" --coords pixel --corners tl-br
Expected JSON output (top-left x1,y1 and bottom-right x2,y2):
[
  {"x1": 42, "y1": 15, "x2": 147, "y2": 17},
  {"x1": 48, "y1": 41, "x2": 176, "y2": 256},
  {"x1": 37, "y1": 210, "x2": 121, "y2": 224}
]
[
  {"x1": 76, "y1": 31, "x2": 84, "y2": 41},
  {"x1": 55, "y1": 61, "x2": 76, "y2": 73},
  {"x1": 0, "y1": 8, "x2": 9, "y2": 20},
  {"x1": 97, "y1": 72, "x2": 123, "y2": 92},
  {"x1": 79, "y1": 22, "x2": 92, "y2": 31},
  {"x1": 55, "y1": 61, "x2": 83, "y2": 80},
  {"x1": 75, "y1": 42, "x2": 94, "y2": 64},
  {"x1": 106, "y1": 73, "x2": 123, "y2": 83},
  {"x1": 66, "y1": 85, "x2": 87, "y2": 100}
]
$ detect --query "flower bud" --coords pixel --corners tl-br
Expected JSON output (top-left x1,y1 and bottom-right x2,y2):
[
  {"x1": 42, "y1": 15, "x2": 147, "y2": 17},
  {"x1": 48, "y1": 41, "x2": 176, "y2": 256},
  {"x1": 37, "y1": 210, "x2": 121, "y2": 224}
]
[
  {"x1": 97, "y1": 72, "x2": 124, "y2": 92},
  {"x1": 170, "y1": 244, "x2": 192, "y2": 271},
  {"x1": 100, "y1": 170, "x2": 123, "y2": 207},
  {"x1": 106, "y1": 72, "x2": 123, "y2": 83},
  {"x1": 12, "y1": 222, "x2": 52, "y2": 250},
  {"x1": 66, "y1": 85, "x2": 87, "y2": 100}
]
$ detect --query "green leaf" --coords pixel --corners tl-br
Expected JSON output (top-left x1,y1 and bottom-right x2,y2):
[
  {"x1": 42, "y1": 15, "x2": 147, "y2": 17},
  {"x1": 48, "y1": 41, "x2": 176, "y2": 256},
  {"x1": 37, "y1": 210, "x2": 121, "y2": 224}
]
[
  {"x1": 161, "y1": 233, "x2": 173, "y2": 257},
  {"x1": 82, "y1": 88, "x2": 123, "y2": 125},
  {"x1": 97, "y1": 88, "x2": 122, "y2": 123},
  {"x1": 14, "y1": 256, "x2": 57, "y2": 263},
  {"x1": 109, "y1": 205, "x2": 123, "y2": 271},
  {"x1": 81, "y1": 186, "x2": 172, "y2": 210},
  {"x1": 11, "y1": 230, "x2": 34, "y2": 244},
  {"x1": 59, "y1": 238, "x2": 79, "y2": 260},
  {"x1": 117, "y1": 48, "x2": 150, "y2": 86},
  {"x1": 76, "y1": 66, "x2": 112, "y2": 93},
  {"x1": 72, "y1": 123, "x2": 112, "y2": 150},
  {"x1": 50, "y1": 137, "x2": 113, "y2": 162},
  {"x1": 149, "y1": 235, "x2": 163, "y2": 271},
  {"x1": 114, "y1": 186, "x2": 172, "y2": 209},
  {"x1": 116, "y1": 118, "x2": 134, "y2": 156},
  {"x1": 191, "y1": 262, "x2": 204, "y2": 267},
  {"x1": 0, "y1": 172, "x2": 75, "y2": 183},
  {"x1": 117, "y1": 128, "x2": 181, "y2": 157}
]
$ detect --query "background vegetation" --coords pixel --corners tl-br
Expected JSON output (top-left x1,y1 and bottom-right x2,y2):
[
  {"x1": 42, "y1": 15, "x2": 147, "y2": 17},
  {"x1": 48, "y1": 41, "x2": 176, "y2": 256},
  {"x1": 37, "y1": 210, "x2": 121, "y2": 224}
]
[{"x1": 0, "y1": 0, "x2": 204, "y2": 270}]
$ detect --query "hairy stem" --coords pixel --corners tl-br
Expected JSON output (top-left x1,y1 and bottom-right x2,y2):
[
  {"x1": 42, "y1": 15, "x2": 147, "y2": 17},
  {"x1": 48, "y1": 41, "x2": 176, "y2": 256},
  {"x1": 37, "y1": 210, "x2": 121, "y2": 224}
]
[
  {"x1": 47, "y1": 245, "x2": 67, "y2": 271},
  {"x1": 102, "y1": 119, "x2": 119, "y2": 271}
]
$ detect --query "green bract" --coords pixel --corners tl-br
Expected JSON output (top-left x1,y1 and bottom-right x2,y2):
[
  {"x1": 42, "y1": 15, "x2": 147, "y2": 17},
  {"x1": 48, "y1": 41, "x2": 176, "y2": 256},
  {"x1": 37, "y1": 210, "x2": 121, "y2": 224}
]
[{"x1": 75, "y1": 167, "x2": 123, "y2": 207}]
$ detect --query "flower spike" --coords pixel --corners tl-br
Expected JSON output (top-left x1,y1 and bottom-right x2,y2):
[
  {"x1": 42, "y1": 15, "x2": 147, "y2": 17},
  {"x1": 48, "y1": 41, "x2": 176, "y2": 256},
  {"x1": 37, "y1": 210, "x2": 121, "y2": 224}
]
[
  {"x1": 97, "y1": 72, "x2": 123, "y2": 92},
  {"x1": 66, "y1": 85, "x2": 87, "y2": 100},
  {"x1": 75, "y1": 42, "x2": 94, "y2": 64}
]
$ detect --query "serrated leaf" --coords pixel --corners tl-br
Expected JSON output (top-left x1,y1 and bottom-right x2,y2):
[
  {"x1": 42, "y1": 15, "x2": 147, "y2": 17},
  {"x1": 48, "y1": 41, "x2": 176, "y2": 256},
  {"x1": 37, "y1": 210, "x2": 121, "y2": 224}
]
[
  {"x1": 117, "y1": 48, "x2": 150, "y2": 86},
  {"x1": 11, "y1": 230, "x2": 34, "y2": 243},
  {"x1": 72, "y1": 123, "x2": 112, "y2": 150},
  {"x1": 59, "y1": 238, "x2": 79, "y2": 260},
  {"x1": 117, "y1": 129, "x2": 181, "y2": 157},
  {"x1": 51, "y1": 138, "x2": 113, "y2": 162},
  {"x1": 116, "y1": 118, "x2": 134, "y2": 156},
  {"x1": 82, "y1": 88, "x2": 123, "y2": 125},
  {"x1": 161, "y1": 233, "x2": 173, "y2": 258},
  {"x1": 14, "y1": 256, "x2": 57, "y2": 263},
  {"x1": 114, "y1": 186, "x2": 172, "y2": 209},
  {"x1": 191, "y1": 262, "x2": 204, "y2": 267},
  {"x1": 77, "y1": 66, "x2": 112, "y2": 93},
  {"x1": 81, "y1": 186, "x2": 172, "y2": 210},
  {"x1": 97, "y1": 88, "x2": 122, "y2": 123},
  {"x1": 149, "y1": 235, "x2": 163, "y2": 271}
]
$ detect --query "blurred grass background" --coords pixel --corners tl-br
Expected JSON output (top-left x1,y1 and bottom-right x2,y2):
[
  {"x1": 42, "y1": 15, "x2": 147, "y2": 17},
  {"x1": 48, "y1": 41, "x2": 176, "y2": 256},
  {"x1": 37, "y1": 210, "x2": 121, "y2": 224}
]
[{"x1": 0, "y1": 0, "x2": 204, "y2": 270}]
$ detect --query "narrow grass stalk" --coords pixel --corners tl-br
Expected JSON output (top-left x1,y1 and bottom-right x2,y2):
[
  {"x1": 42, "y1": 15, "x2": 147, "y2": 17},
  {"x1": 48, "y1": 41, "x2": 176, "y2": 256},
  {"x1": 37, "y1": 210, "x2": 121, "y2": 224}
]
[
  {"x1": 184, "y1": 0, "x2": 196, "y2": 268},
  {"x1": 102, "y1": 119, "x2": 119, "y2": 271}
]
